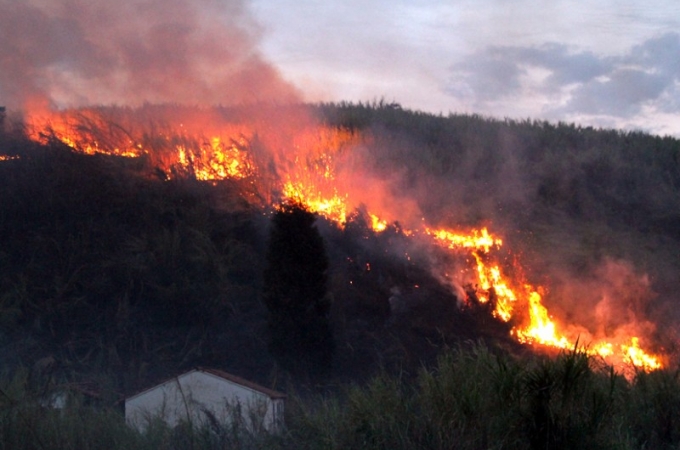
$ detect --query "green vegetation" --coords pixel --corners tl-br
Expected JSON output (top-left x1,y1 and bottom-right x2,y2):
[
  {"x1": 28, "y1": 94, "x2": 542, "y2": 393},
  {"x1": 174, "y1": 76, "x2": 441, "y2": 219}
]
[{"x1": 2, "y1": 344, "x2": 680, "y2": 449}]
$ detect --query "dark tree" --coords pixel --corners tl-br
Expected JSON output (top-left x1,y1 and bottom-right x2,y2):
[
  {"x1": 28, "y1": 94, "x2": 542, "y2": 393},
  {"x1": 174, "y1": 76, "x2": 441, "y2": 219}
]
[{"x1": 262, "y1": 201, "x2": 334, "y2": 376}]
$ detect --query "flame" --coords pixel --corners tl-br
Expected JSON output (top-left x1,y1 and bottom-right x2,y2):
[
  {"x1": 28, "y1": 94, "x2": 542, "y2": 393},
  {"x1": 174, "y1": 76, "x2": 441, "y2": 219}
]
[
  {"x1": 22, "y1": 106, "x2": 665, "y2": 373},
  {"x1": 425, "y1": 227, "x2": 502, "y2": 253},
  {"x1": 369, "y1": 214, "x2": 388, "y2": 232},
  {"x1": 513, "y1": 289, "x2": 571, "y2": 349},
  {"x1": 277, "y1": 127, "x2": 370, "y2": 227},
  {"x1": 425, "y1": 227, "x2": 515, "y2": 320},
  {"x1": 621, "y1": 337, "x2": 662, "y2": 371},
  {"x1": 24, "y1": 108, "x2": 259, "y2": 180},
  {"x1": 426, "y1": 225, "x2": 662, "y2": 372},
  {"x1": 175, "y1": 136, "x2": 254, "y2": 181},
  {"x1": 283, "y1": 180, "x2": 348, "y2": 224},
  {"x1": 27, "y1": 110, "x2": 142, "y2": 157}
]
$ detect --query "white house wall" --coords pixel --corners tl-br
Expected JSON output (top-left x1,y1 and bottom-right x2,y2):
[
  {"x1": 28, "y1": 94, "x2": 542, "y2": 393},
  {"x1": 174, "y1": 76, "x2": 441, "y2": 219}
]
[{"x1": 125, "y1": 371, "x2": 283, "y2": 432}]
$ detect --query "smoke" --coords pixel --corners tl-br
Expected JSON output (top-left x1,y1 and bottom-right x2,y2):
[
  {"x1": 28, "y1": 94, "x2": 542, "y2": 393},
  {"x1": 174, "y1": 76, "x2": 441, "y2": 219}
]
[
  {"x1": 0, "y1": 0, "x2": 300, "y2": 112},
  {"x1": 307, "y1": 113, "x2": 680, "y2": 361},
  {"x1": 545, "y1": 258, "x2": 657, "y2": 346}
]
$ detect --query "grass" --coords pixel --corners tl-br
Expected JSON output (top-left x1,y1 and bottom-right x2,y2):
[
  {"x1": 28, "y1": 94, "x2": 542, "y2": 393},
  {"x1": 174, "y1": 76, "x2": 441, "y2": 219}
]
[
  {"x1": 283, "y1": 343, "x2": 680, "y2": 450},
  {"x1": 4, "y1": 344, "x2": 676, "y2": 450}
]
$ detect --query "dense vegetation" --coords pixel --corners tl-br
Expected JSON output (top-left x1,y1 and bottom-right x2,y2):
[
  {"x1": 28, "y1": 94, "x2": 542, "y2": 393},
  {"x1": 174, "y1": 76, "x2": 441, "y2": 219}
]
[
  {"x1": 1, "y1": 102, "x2": 679, "y2": 448},
  {"x1": 3, "y1": 345, "x2": 680, "y2": 449},
  {"x1": 263, "y1": 202, "x2": 334, "y2": 377}
]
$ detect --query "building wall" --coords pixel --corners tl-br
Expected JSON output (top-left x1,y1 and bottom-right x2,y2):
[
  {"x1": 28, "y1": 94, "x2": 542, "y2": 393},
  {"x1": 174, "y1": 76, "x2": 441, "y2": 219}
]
[{"x1": 125, "y1": 371, "x2": 284, "y2": 432}]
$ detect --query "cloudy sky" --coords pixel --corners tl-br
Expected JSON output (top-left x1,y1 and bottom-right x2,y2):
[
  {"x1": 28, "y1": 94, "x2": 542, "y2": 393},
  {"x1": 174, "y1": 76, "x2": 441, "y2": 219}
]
[
  {"x1": 1, "y1": 0, "x2": 678, "y2": 137},
  {"x1": 251, "y1": 0, "x2": 680, "y2": 136}
]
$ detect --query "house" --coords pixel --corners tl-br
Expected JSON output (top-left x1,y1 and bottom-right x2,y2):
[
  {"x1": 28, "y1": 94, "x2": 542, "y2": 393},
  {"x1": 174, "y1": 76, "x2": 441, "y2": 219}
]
[{"x1": 125, "y1": 368, "x2": 286, "y2": 433}]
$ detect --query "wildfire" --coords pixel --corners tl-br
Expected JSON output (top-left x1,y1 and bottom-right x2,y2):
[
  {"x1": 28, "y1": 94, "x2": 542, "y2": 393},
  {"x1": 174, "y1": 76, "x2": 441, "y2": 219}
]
[
  {"x1": 27, "y1": 110, "x2": 142, "y2": 157},
  {"x1": 26, "y1": 110, "x2": 263, "y2": 182},
  {"x1": 21, "y1": 106, "x2": 665, "y2": 373},
  {"x1": 513, "y1": 290, "x2": 571, "y2": 349},
  {"x1": 283, "y1": 180, "x2": 348, "y2": 224},
  {"x1": 425, "y1": 227, "x2": 502, "y2": 253},
  {"x1": 176, "y1": 136, "x2": 254, "y2": 181},
  {"x1": 370, "y1": 214, "x2": 388, "y2": 232},
  {"x1": 426, "y1": 224, "x2": 662, "y2": 372}
]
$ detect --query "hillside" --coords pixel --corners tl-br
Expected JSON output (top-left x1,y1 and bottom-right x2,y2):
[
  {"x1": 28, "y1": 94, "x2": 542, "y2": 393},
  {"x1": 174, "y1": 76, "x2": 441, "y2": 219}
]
[{"x1": 0, "y1": 102, "x2": 679, "y2": 396}]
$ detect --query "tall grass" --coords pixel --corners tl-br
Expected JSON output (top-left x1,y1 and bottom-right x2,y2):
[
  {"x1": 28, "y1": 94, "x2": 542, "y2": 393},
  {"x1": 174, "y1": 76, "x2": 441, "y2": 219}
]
[
  {"x1": 0, "y1": 369, "x2": 135, "y2": 450},
  {"x1": 2, "y1": 345, "x2": 680, "y2": 449},
  {"x1": 284, "y1": 343, "x2": 678, "y2": 450},
  {"x1": 0, "y1": 369, "x2": 283, "y2": 450}
]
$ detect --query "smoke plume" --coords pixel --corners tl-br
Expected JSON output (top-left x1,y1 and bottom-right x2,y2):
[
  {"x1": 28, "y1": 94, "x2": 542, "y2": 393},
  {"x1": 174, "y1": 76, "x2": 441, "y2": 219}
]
[{"x1": 0, "y1": 0, "x2": 299, "y2": 112}]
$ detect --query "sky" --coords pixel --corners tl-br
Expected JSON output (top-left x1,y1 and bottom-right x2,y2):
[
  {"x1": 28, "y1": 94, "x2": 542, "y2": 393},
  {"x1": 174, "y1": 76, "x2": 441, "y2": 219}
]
[
  {"x1": 251, "y1": 0, "x2": 680, "y2": 136},
  {"x1": 1, "y1": 0, "x2": 678, "y2": 137}
]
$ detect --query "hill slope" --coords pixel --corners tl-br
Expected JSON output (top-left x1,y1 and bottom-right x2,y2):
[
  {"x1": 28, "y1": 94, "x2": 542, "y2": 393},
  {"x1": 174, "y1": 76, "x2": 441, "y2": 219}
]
[{"x1": 0, "y1": 102, "x2": 678, "y2": 394}]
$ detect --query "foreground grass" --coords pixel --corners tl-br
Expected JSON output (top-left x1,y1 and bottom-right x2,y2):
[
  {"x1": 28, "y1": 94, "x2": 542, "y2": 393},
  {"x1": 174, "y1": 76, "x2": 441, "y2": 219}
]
[{"x1": 2, "y1": 344, "x2": 680, "y2": 450}]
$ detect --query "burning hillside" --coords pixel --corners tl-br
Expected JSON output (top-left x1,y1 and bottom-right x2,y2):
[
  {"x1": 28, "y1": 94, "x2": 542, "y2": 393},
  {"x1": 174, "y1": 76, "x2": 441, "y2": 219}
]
[{"x1": 14, "y1": 104, "x2": 668, "y2": 374}]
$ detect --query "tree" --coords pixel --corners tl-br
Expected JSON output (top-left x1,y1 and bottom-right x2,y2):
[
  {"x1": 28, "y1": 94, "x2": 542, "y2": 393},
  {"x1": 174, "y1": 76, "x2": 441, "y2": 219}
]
[{"x1": 262, "y1": 201, "x2": 334, "y2": 376}]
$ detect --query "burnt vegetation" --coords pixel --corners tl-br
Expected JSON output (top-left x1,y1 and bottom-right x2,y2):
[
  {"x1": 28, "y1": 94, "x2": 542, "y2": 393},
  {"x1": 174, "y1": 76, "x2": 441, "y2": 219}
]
[{"x1": 1, "y1": 102, "x2": 680, "y2": 448}]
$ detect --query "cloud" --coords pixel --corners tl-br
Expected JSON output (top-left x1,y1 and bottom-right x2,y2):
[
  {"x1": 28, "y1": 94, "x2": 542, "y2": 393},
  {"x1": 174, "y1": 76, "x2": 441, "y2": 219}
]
[
  {"x1": 444, "y1": 32, "x2": 680, "y2": 121},
  {"x1": 514, "y1": 44, "x2": 612, "y2": 87},
  {"x1": 446, "y1": 48, "x2": 526, "y2": 101},
  {"x1": 0, "y1": 0, "x2": 300, "y2": 111},
  {"x1": 628, "y1": 32, "x2": 680, "y2": 77},
  {"x1": 559, "y1": 68, "x2": 670, "y2": 116}
]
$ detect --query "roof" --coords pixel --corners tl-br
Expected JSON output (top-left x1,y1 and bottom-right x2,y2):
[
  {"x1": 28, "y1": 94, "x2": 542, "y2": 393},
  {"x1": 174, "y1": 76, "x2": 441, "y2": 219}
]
[
  {"x1": 125, "y1": 367, "x2": 286, "y2": 402},
  {"x1": 198, "y1": 368, "x2": 287, "y2": 400}
]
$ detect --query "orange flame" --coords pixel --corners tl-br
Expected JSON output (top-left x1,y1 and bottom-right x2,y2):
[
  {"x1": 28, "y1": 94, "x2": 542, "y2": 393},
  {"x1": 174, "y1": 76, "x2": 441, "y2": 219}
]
[
  {"x1": 425, "y1": 227, "x2": 502, "y2": 253},
  {"x1": 176, "y1": 136, "x2": 254, "y2": 181},
  {"x1": 26, "y1": 110, "x2": 142, "y2": 157},
  {"x1": 283, "y1": 180, "x2": 348, "y2": 224},
  {"x1": 426, "y1": 225, "x2": 662, "y2": 372},
  {"x1": 369, "y1": 214, "x2": 388, "y2": 232},
  {"x1": 513, "y1": 289, "x2": 571, "y2": 349}
]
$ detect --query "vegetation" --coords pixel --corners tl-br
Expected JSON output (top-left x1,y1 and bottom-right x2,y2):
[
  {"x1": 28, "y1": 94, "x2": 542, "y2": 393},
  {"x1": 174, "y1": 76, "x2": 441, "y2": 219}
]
[
  {"x1": 3, "y1": 344, "x2": 680, "y2": 449},
  {"x1": 0, "y1": 101, "x2": 679, "y2": 447},
  {"x1": 263, "y1": 202, "x2": 334, "y2": 377}
]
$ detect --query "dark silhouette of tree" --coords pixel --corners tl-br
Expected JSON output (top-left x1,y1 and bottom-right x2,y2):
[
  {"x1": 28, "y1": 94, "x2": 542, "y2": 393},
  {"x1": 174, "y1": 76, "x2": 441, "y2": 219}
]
[{"x1": 262, "y1": 201, "x2": 334, "y2": 376}]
